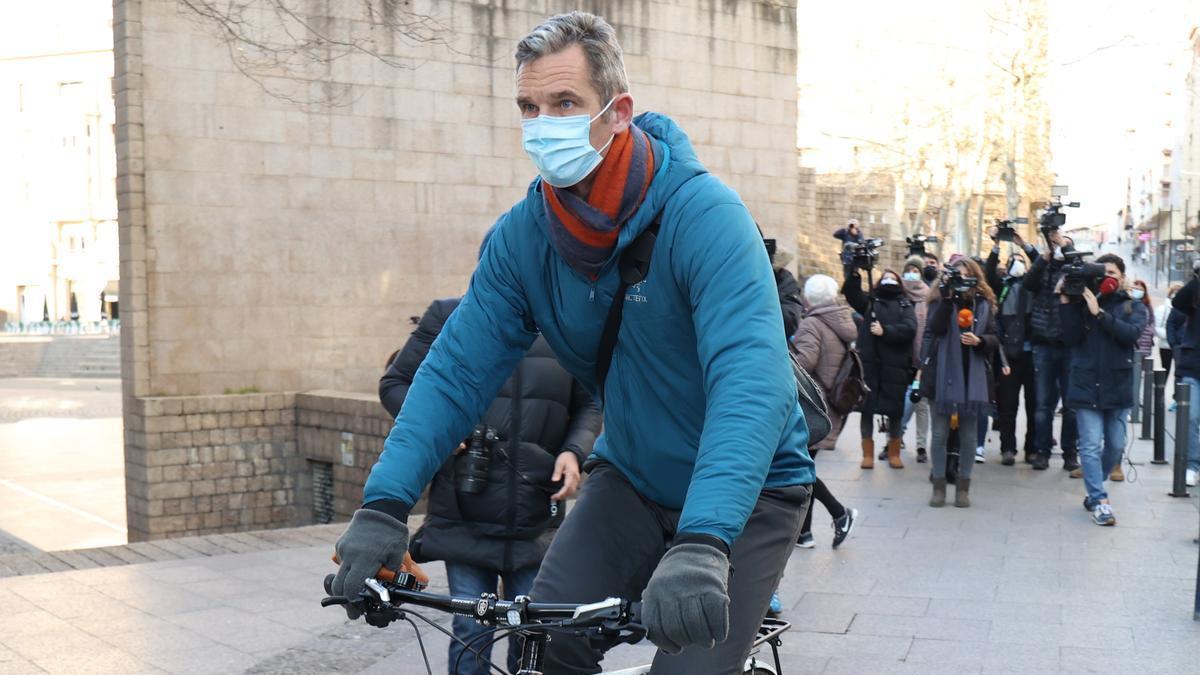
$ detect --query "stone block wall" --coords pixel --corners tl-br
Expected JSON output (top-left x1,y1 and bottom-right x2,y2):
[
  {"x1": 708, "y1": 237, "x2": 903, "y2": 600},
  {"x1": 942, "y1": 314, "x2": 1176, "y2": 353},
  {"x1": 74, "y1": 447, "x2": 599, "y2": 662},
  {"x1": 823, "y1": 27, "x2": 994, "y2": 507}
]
[{"x1": 123, "y1": 392, "x2": 300, "y2": 541}]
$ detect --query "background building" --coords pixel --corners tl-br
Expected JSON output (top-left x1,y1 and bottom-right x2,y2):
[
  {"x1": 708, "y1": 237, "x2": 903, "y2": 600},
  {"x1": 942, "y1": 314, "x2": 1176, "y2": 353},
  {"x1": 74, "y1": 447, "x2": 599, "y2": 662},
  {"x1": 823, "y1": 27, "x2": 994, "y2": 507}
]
[{"x1": 0, "y1": 4, "x2": 119, "y2": 327}]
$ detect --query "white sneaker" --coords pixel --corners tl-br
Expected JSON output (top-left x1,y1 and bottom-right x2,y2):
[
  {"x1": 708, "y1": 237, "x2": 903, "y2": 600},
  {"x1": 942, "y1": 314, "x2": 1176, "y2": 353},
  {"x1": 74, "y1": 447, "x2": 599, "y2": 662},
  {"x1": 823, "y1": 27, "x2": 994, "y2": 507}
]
[
  {"x1": 975, "y1": 446, "x2": 985, "y2": 464},
  {"x1": 1187, "y1": 469, "x2": 1198, "y2": 487}
]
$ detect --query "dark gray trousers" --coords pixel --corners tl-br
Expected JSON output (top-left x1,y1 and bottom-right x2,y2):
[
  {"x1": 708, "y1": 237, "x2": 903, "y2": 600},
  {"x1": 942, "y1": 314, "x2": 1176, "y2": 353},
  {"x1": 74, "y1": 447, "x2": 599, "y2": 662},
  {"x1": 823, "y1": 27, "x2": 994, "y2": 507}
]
[{"x1": 529, "y1": 462, "x2": 811, "y2": 674}]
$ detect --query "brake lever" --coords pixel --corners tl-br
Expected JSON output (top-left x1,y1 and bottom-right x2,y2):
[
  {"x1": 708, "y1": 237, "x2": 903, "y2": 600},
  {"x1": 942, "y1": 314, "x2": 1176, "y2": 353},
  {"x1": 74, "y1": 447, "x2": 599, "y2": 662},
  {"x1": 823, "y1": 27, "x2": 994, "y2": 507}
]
[{"x1": 321, "y1": 596, "x2": 350, "y2": 607}]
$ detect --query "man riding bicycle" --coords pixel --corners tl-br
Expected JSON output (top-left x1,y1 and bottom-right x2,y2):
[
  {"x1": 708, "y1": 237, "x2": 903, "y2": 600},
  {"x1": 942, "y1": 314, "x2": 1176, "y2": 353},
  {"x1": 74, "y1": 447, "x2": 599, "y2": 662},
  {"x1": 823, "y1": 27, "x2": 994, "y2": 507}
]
[{"x1": 330, "y1": 11, "x2": 815, "y2": 674}]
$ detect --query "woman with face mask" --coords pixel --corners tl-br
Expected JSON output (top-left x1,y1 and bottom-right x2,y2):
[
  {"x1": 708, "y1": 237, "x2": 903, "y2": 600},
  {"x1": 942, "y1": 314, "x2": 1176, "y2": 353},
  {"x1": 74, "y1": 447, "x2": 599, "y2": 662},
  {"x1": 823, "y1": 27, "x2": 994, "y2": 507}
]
[
  {"x1": 919, "y1": 257, "x2": 1000, "y2": 507},
  {"x1": 895, "y1": 257, "x2": 932, "y2": 464},
  {"x1": 842, "y1": 265, "x2": 919, "y2": 469},
  {"x1": 1128, "y1": 280, "x2": 1156, "y2": 446},
  {"x1": 984, "y1": 238, "x2": 1038, "y2": 466}
]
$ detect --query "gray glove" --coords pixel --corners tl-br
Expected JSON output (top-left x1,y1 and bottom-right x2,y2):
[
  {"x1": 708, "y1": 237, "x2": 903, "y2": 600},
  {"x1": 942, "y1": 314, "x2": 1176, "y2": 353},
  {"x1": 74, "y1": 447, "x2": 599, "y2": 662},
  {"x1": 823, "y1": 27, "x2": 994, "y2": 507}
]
[
  {"x1": 331, "y1": 509, "x2": 409, "y2": 614},
  {"x1": 641, "y1": 543, "x2": 731, "y2": 654}
]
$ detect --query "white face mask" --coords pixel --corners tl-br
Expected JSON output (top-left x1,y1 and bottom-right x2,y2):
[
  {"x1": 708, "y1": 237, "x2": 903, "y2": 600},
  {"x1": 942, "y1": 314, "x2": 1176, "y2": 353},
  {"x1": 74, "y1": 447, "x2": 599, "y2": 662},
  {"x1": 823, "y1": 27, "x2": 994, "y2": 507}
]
[
  {"x1": 1009, "y1": 260, "x2": 1026, "y2": 277},
  {"x1": 1131, "y1": 288, "x2": 1145, "y2": 300},
  {"x1": 880, "y1": 278, "x2": 899, "y2": 286}
]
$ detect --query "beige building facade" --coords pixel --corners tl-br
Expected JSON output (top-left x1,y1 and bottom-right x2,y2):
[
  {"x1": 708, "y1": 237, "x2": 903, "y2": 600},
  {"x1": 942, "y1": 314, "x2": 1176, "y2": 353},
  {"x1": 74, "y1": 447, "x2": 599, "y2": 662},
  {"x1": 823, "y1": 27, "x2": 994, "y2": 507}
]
[
  {"x1": 115, "y1": 0, "x2": 812, "y2": 540},
  {"x1": 0, "y1": 4, "x2": 119, "y2": 327}
]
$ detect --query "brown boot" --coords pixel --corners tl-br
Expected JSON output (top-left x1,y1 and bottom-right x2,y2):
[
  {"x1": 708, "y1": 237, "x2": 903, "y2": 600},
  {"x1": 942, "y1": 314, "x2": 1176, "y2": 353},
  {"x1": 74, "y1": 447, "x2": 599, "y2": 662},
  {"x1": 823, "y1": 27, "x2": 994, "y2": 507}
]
[
  {"x1": 955, "y1": 478, "x2": 971, "y2": 508},
  {"x1": 886, "y1": 438, "x2": 904, "y2": 469},
  {"x1": 1110, "y1": 464, "x2": 1124, "y2": 482},
  {"x1": 930, "y1": 478, "x2": 946, "y2": 507},
  {"x1": 861, "y1": 439, "x2": 875, "y2": 469}
]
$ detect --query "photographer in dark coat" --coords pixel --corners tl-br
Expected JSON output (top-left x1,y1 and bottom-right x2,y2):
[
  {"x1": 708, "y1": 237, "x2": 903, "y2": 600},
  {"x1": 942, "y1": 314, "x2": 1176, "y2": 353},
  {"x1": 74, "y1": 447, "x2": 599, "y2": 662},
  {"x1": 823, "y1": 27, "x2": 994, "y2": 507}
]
[
  {"x1": 985, "y1": 230, "x2": 1036, "y2": 466},
  {"x1": 843, "y1": 266, "x2": 918, "y2": 470},
  {"x1": 1021, "y1": 230, "x2": 1079, "y2": 471},
  {"x1": 380, "y1": 297, "x2": 600, "y2": 675},
  {"x1": 834, "y1": 219, "x2": 865, "y2": 267}
]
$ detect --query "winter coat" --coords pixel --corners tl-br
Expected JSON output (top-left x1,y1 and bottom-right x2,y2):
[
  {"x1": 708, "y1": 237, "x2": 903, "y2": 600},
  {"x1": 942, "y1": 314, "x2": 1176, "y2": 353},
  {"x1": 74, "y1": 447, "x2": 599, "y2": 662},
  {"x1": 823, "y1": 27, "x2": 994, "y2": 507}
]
[
  {"x1": 1135, "y1": 303, "x2": 1155, "y2": 353},
  {"x1": 902, "y1": 279, "x2": 929, "y2": 368},
  {"x1": 917, "y1": 295, "x2": 1001, "y2": 404},
  {"x1": 365, "y1": 113, "x2": 815, "y2": 548},
  {"x1": 1060, "y1": 291, "x2": 1148, "y2": 410},
  {"x1": 792, "y1": 304, "x2": 858, "y2": 449},
  {"x1": 1171, "y1": 279, "x2": 1200, "y2": 380},
  {"x1": 379, "y1": 298, "x2": 601, "y2": 572},
  {"x1": 985, "y1": 249, "x2": 1033, "y2": 360},
  {"x1": 1167, "y1": 308, "x2": 1187, "y2": 350},
  {"x1": 1156, "y1": 301, "x2": 1173, "y2": 348},
  {"x1": 834, "y1": 227, "x2": 864, "y2": 266},
  {"x1": 842, "y1": 274, "x2": 918, "y2": 418},
  {"x1": 775, "y1": 267, "x2": 804, "y2": 339},
  {"x1": 1022, "y1": 246, "x2": 1068, "y2": 345}
]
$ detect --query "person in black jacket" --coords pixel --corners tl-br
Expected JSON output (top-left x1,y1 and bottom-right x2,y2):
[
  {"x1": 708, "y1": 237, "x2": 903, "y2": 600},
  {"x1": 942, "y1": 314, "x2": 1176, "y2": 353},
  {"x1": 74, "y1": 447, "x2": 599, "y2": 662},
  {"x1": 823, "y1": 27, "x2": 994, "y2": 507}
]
[
  {"x1": 1021, "y1": 231, "x2": 1079, "y2": 471},
  {"x1": 843, "y1": 266, "x2": 918, "y2": 470},
  {"x1": 379, "y1": 297, "x2": 601, "y2": 675},
  {"x1": 1169, "y1": 266, "x2": 1200, "y2": 487},
  {"x1": 834, "y1": 219, "x2": 865, "y2": 267},
  {"x1": 1059, "y1": 254, "x2": 1147, "y2": 526},
  {"x1": 985, "y1": 230, "x2": 1036, "y2": 466},
  {"x1": 770, "y1": 243, "x2": 804, "y2": 339},
  {"x1": 920, "y1": 256, "x2": 1001, "y2": 508}
]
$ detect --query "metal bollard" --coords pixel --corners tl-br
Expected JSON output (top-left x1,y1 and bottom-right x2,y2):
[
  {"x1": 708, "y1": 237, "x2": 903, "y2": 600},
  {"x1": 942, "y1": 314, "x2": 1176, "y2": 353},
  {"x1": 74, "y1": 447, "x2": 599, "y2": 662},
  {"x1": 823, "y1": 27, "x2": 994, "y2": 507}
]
[
  {"x1": 1132, "y1": 358, "x2": 1143, "y2": 424},
  {"x1": 1151, "y1": 369, "x2": 1168, "y2": 464},
  {"x1": 1169, "y1": 382, "x2": 1192, "y2": 498},
  {"x1": 1140, "y1": 358, "x2": 1155, "y2": 440}
]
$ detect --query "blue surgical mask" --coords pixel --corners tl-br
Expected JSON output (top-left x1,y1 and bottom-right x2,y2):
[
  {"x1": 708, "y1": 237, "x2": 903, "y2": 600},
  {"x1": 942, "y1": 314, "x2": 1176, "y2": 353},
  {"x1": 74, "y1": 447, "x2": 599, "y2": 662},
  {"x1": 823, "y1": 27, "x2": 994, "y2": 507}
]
[
  {"x1": 902, "y1": 272, "x2": 920, "y2": 282},
  {"x1": 1131, "y1": 288, "x2": 1145, "y2": 300},
  {"x1": 522, "y1": 98, "x2": 616, "y2": 188}
]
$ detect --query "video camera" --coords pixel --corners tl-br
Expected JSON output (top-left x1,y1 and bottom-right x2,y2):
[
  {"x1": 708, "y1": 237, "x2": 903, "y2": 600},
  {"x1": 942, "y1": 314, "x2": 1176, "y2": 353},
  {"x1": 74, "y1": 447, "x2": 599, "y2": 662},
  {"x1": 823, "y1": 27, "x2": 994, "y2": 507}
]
[
  {"x1": 1059, "y1": 251, "x2": 1107, "y2": 297},
  {"x1": 455, "y1": 424, "x2": 498, "y2": 495},
  {"x1": 940, "y1": 265, "x2": 979, "y2": 299},
  {"x1": 994, "y1": 217, "x2": 1028, "y2": 243},
  {"x1": 906, "y1": 234, "x2": 939, "y2": 257},
  {"x1": 846, "y1": 238, "x2": 885, "y2": 272},
  {"x1": 1039, "y1": 185, "x2": 1080, "y2": 233}
]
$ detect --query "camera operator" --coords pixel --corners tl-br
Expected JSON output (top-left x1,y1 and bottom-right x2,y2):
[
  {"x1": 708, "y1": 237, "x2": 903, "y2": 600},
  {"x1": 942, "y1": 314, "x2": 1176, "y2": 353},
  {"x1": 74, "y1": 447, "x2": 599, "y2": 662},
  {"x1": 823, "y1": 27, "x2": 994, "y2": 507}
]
[
  {"x1": 834, "y1": 219, "x2": 865, "y2": 267},
  {"x1": 769, "y1": 241, "x2": 804, "y2": 339},
  {"x1": 1169, "y1": 261, "x2": 1200, "y2": 487},
  {"x1": 1057, "y1": 253, "x2": 1146, "y2": 526},
  {"x1": 919, "y1": 257, "x2": 1000, "y2": 507},
  {"x1": 1021, "y1": 230, "x2": 1080, "y2": 471},
  {"x1": 897, "y1": 256, "x2": 932, "y2": 464},
  {"x1": 380, "y1": 295, "x2": 600, "y2": 674},
  {"x1": 985, "y1": 229, "x2": 1036, "y2": 466},
  {"x1": 843, "y1": 264, "x2": 918, "y2": 469}
]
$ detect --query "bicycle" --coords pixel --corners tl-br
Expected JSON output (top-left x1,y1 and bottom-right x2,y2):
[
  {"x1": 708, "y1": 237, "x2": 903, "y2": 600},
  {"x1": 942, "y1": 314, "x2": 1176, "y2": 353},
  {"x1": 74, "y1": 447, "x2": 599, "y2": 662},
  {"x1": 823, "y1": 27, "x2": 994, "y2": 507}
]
[{"x1": 322, "y1": 568, "x2": 790, "y2": 674}]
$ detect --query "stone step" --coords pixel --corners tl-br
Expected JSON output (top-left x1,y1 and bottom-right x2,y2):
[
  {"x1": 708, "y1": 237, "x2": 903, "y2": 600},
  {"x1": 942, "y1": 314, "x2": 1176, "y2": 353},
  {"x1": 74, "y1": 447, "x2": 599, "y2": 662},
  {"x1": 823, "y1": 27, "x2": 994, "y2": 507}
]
[{"x1": 0, "y1": 523, "x2": 347, "y2": 579}]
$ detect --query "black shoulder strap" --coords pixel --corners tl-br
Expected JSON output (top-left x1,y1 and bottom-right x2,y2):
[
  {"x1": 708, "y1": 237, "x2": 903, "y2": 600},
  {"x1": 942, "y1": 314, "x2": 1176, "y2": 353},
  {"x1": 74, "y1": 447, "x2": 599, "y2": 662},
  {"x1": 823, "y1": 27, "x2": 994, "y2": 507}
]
[{"x1": 595, "y1": 214, "x2": 662, "y2": 402}]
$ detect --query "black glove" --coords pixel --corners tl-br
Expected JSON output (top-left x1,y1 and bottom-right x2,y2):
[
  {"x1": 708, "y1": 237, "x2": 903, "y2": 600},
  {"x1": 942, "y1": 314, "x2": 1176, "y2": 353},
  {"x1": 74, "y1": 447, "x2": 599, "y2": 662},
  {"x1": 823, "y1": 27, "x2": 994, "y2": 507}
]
[
  {"x1": 939, "y1": 282, "x2": 951, "y2": 299},
  {"x1": 642, "y1": 543, "x2": 731, "y2": 654},
  {"x1": 331, "y1": 509, "x2": 409, "y2": 617}
]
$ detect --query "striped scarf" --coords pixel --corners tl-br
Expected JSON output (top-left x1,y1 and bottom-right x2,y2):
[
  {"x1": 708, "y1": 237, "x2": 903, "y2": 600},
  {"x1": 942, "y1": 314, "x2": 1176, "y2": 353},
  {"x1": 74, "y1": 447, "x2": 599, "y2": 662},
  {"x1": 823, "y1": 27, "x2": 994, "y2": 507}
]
[{"x1": 543, "y1": 125, "x2": 659, "y2": 279}]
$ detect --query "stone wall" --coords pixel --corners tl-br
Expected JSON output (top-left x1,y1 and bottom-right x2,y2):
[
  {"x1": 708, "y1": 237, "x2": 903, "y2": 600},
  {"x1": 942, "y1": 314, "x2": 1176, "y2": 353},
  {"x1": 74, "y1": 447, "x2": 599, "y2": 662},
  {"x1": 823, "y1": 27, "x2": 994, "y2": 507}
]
[{"x1": 294, "y1": 390, "x2": 394, "y2": 522}]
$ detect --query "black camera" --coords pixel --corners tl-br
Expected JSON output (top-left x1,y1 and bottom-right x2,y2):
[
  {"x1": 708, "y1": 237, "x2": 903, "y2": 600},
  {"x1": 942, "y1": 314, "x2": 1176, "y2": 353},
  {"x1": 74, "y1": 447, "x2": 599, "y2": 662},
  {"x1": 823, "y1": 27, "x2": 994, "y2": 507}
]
[
  {"x1": 455, "y1": 424, "x2": 497, "y2": 495},
  {"x1": 1059, "y1": 251, "x2": 1107, "y2": 297},
  {"x1": 941, "y1": 266, "x2": 979, "y2": 297},
  {"x1": 846, "y1": 238, "x2": 885, "y2": 271},
  {"x1": 994, "y1": 217, "x2": 1028, "y2": 243},
  {"x1": 1038, "y1": 187, "x2": 1080, "y2": 233},
  {"x1": 906, "y1": 234, "x2": 939, "y2": 257}
]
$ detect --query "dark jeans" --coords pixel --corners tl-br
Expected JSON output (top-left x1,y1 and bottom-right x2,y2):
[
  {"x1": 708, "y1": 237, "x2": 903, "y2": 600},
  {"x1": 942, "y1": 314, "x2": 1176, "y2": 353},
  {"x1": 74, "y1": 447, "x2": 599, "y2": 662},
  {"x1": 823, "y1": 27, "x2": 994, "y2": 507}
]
[
  {"x1": 996, "y1": 351, "x2": 1036, "y2": 454},
  {"x1": 1032, "y1": 344, "x2": 1077, "y2": 459},
  {"x1": 860, "y1": 411, "x2": 903, "y2": 441},
  {"x1": 445, "y1": 561, "x2": 540, "y2": 675},
  {"x1": 530, "y1": 462, "x2": 810, "y2": 674},
  {"x1": 800, "y1": 449, "x2": 846, "y2": 536}
]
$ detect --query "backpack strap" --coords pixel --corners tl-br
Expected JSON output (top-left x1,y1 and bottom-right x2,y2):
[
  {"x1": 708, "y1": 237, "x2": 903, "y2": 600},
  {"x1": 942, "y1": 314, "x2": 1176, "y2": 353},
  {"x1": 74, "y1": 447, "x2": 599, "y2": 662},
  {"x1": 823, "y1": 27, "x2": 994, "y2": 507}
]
[{"x1": 595, "y1": 214, "x2": 663, "y2": 402}]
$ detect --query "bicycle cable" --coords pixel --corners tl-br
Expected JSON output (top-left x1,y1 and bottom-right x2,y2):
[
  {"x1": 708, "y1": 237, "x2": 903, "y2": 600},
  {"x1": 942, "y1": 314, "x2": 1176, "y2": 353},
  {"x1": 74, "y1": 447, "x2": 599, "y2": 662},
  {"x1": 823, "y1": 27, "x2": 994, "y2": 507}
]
[
  {"x1": 451, "y1": 622, "x2": 550, "y2": 675},
  {"x1": 403, "y1": 608, "x2": 510, "y2": 675},
  {"x1": 401, "y1": 615, "x2": 432, "y2": 675}
]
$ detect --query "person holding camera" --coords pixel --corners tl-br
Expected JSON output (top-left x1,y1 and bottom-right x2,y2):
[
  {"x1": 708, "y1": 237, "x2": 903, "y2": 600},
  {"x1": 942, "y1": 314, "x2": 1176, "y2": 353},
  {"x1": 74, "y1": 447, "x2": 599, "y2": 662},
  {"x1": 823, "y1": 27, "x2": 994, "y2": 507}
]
[
  {"x1": 834, "y1": 219, "x2": 865, "y2": 267},
  {"x1": 1021, "y1": 231, "x2": 1080, "y2": 471},
  {"x1": 843, "y1": 264, "x2": 918, "y2": 469},
  {"x1": 897, "y1": 256, "x2": 932, "y2": 464},
  {"x1": 1057, "y1": 254, "x2": 1147, "y2": 525},
  {"x1": 1170, "y1": 264, "x2": 1200, "y2": 487},
  {"x1": 380, "y1": 297, "x2": 601, "y2": 674},
  {"x1": 919, "y1": 257, "x2": 1000, "y2": 507},
  {"x1": 985, "y1": 231, "x2": 1036, "y2": 466}
]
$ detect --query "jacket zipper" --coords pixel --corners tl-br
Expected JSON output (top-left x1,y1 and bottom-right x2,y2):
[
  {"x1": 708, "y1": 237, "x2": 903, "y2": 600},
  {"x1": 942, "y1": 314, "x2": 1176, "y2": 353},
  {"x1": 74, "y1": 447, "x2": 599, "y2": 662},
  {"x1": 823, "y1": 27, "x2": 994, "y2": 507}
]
[{"x1": 505, "y1": 361, "x2": 523, "y2": 572}]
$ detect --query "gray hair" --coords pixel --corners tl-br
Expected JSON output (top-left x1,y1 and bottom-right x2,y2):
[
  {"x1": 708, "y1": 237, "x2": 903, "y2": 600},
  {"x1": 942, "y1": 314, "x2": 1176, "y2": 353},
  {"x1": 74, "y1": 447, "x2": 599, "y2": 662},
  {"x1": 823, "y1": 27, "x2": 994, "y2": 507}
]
[
  {"x1": 515, "y1": 12, "x2": 629, "y2": 107},
  {"x1": 803, "y1": 274, "x2": 839, "y2": 308}
]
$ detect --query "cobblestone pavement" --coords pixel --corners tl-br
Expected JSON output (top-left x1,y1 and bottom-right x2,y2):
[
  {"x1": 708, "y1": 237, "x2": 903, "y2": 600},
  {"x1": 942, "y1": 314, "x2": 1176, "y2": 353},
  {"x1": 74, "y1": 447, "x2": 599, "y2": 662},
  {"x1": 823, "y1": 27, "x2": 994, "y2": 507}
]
[
  {"x1": 0, "y1": 413, "x2": 1197, "y2": 674},
  {"x1": 0, "y1": 378, "x2": 125, "y2": 552}
]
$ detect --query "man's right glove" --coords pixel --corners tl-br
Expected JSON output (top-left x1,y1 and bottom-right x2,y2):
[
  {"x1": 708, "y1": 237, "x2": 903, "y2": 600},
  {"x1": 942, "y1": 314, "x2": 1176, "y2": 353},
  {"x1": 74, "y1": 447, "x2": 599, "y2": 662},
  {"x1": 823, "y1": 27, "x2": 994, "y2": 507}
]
[
  {"x1": 641, "y1": 542, "x2": 731, "y2": 654},
  {"x1": 331, "y1": 509, "x2": 409, "y2": 616}
]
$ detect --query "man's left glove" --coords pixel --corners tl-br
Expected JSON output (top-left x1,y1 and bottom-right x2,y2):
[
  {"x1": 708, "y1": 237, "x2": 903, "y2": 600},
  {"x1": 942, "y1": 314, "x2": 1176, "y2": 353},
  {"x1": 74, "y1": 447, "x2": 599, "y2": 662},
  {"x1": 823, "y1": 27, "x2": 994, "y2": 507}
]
[
  {"x1": 641, "y1": 543, "x2": 731, "y2": 654},
  {"x1": 331, "y1": 509, "x2": 409, "y2": 617}
]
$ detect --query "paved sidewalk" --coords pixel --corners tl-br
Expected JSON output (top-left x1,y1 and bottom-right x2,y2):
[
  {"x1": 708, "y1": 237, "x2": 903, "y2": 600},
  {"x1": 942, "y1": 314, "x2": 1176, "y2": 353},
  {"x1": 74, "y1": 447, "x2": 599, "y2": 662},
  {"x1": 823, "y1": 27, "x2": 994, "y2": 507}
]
[{"x1": 1, "y1": 420, "x2": 1198, "y2": 674}]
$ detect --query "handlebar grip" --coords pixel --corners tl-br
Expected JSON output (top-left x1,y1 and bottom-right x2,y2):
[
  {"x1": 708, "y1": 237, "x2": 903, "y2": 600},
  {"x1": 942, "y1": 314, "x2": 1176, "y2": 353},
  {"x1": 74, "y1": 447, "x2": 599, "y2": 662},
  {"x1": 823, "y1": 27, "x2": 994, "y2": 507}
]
[
  {"x1": 323, "y1": 574, "x2": 335, "y2": 595},
  {"x1": 329, "y1": 553, "x2": 407, "y2": 584}
]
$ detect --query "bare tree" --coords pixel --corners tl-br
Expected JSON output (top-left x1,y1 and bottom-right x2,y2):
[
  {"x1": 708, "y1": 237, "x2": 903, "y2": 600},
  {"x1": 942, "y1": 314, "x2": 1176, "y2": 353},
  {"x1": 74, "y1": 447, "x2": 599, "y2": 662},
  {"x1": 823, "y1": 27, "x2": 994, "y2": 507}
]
[{"x1": 176, "y1": 0, "x2": 463, "y2": 105}]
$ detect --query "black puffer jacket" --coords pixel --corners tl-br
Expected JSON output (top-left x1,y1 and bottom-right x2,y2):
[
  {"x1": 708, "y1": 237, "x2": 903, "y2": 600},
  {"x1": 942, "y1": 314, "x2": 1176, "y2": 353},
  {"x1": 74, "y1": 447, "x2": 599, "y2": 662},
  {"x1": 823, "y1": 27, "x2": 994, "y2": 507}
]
[
  {"x1": 1022, "y1": 245, "x2": 1068, "y2": 345},
  {"x1": 842, "y1": 273, "x2": 918, "y2": 418},
  {"x1": 775, "y1": 267, "x2": 803, "y2": 339},
  {"x1": 985, "y1": 249, "x2": 1032, "y2": 360},
  {"x1": 1061, "y1": 291, "x2": 1147, "y2": 410},
  {"x1": 380, "y1": 298, "x2": 601, "y2": 572}
]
